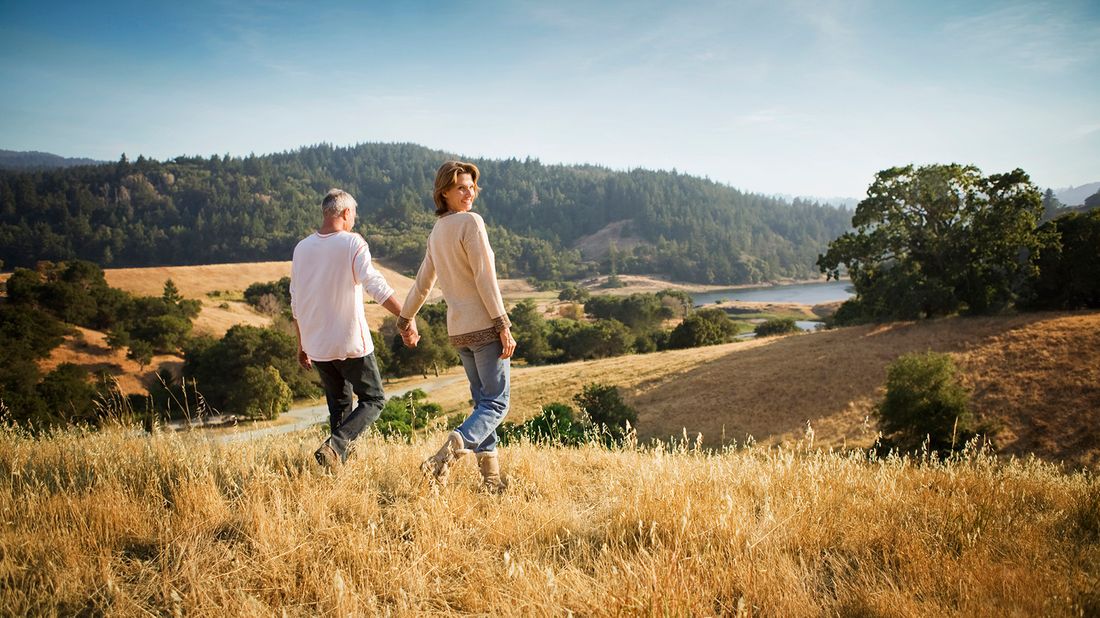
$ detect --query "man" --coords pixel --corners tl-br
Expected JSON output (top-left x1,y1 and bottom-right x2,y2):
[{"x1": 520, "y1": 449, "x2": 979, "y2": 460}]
[{"x1": 291, "y1": 188, "x2": 403, "y2": 468}]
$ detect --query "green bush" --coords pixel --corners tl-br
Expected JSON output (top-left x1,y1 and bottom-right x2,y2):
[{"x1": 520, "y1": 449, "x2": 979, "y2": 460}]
[
  {"x1": 182, "y1": 325, "x2": 318, "y2": 416},
  {"x1": 574, "y1": 382, "x2": 637, "y2": 445},
  {"x1": 877, "y1": 352, "x2": 975, "y2": 454},
  {"x1": 558, "y1": 284, "x2": 591, "y2": 303},
  {"x1": 754, "y1": 317, "x2": 800, "y2": 337},
  {"x1": 500, "y1": 402, "x2": 588, "y2": 446},
  {"x1": 373, "y1": 389, "x2": 444, "y2": 440}
]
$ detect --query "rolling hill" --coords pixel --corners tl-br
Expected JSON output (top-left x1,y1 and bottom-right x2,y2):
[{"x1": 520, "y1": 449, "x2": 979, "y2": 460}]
[
  {"x1": 420, "y1": 310, "x2": 1100, "y2": 469},
  {"x1": 0, "y1": 149, "x2": 104, "y2": 170}
]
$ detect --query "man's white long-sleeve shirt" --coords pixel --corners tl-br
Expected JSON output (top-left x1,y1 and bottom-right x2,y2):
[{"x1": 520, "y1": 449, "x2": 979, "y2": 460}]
[{"x1": 290, "y1": 231, "x2": 394, "y2": 362}]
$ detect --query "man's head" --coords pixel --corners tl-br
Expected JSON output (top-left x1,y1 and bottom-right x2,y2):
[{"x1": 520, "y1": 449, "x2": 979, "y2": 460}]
[{"x1": 322, "y1": 189, "x2": 357, "y2": 231}]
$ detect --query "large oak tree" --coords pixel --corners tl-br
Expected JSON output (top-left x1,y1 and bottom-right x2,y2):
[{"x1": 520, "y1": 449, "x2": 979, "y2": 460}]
[{"x1": 818, "y1": 164, "x2": 1044, "y2": 321}]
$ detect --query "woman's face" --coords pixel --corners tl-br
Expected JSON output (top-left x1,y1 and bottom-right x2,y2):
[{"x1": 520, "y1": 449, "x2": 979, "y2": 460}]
[{"x1": 443, "y1": 173, "x2": 477, "y2": 212}]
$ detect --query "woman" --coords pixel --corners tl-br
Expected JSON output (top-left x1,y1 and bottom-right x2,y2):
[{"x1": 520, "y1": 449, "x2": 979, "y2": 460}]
[{"x1": 398, "y1": 160, "x2": 516, "y2": 492}]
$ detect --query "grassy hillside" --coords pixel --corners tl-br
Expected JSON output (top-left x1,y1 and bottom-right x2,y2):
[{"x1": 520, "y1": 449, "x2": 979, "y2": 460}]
[
  {"x1": 0, "y1": 428, "x2": 1095, "y2": 615},
  {"x1": 101, "y1": 259, "x2": 435, "y2": 335},
  {"x1": 6, "y1": 259, "x2": 433, "y2": 396},
  {"x1": 422, "y1": 311, "x2": 1100, "y2": 468}
]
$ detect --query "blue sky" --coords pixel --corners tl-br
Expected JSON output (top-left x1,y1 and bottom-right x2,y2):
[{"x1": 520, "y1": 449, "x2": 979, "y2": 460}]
[{"x1": 1, "y1": 0, "x2": 1097, "y2": 198}]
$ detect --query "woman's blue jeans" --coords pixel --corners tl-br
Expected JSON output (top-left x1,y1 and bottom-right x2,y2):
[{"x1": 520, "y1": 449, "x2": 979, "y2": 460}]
[{"x1": 454, "y1": 339, "x2": 510, "y2": 453}]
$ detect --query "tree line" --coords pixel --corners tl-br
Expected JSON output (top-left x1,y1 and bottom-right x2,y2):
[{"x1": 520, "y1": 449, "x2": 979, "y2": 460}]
[{"x1": 0, "y1": 142, "x2": 851, "y2": 284}]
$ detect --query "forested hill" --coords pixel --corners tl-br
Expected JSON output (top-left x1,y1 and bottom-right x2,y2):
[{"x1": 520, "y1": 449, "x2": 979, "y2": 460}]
[
  {"x1": 0, "y1": 149, "x2": 105, "y2": 171},
  {"x1": 0, "y1": 143, "x2": 851, "y2": 284}
]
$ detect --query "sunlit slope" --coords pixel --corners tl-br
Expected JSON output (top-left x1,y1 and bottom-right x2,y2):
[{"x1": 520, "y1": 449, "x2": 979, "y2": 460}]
[
  {"x1": 424, "y1": 311, "x2": 1100, "y2": 467},
  {"x1": 101, "y1": 260, "x2": 432, "y2": 335},
  {"x1": 628, "y1": 312, "x2": 1099, "y2": 465}
]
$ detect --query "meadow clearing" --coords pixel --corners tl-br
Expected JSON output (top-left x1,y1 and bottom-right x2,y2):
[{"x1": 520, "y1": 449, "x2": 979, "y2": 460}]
[{"x1": 0, "y1": 426, "x2": 1096, "y2": 616}]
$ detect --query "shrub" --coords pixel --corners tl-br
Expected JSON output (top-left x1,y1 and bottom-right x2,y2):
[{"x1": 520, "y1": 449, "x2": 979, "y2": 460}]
[
  {"x1": 574, "y1": 382, "x2": 637, "y2": 445},
  {"x1": 558, "y1": 284, "x2": 590, "y2": 303},
  {"x1": 754, "y1": 317, "x2": 799, "y2": 337},
  {"x1": 557, "y1": 303, "x2": 585, "y2": 320},
  {"x1": 243, "y1": 277, "x2": 291, "y2": 311},
  {"x1": 182, "y1": 325, "x2": 318, "y2": 416},
  {"x1": 877, "y1": 352, "x2": 975, "y2": 454},
  {"x1": 500, "y1": 402, "x2": 587, "y2": 446},
  {"x1": 374, "y1": 389, "x2": 444, "y2": 440}
]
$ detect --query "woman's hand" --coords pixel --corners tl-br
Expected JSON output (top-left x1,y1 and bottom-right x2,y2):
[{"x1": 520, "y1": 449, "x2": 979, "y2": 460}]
[
  {"x1": 401, "y1": 321, "x2": 420, "y2": 348},
  {"x1": 499, "y1": 327, "x2": 516, "y2": 359}
]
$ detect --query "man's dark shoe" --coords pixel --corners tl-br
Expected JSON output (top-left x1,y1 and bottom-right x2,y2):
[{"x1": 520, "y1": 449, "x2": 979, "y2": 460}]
[{"x1": 314, "y1": 443, "x2": 340, "y2": 470}]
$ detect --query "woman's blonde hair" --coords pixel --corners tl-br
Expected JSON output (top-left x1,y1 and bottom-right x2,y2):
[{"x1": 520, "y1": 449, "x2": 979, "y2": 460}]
[{"x1": 432, "y1": 160, "x2": 481, "y2": 216}]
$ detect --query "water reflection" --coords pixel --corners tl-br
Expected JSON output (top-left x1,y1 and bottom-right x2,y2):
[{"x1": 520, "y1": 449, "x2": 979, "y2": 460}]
[{"x1": 693, "y1": 280, "x2": 853, "y2": 306}]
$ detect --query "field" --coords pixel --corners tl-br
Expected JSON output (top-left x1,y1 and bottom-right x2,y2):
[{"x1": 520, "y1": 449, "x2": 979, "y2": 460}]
[
  {"x1": 1, "y1": 427, "x2": 1096, "y2": 616},
  {"x1": 4, "y1": 262, "x2": 1100, "y2": 614},
  {"x1": 18, "y1": 260, "x2": 1100, "y2": 467},
  {"x1": 421, "y1": 310, "x2": 1100, "y2": 469}
]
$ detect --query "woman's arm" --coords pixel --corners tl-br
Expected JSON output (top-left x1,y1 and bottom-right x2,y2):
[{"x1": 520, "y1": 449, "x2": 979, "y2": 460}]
[{"x1": 398, "y1": 243, "x2": 437, "y2": 331}]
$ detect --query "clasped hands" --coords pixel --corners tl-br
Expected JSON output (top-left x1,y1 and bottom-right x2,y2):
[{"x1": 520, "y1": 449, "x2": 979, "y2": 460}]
[{"x1": 399, "y1": 321, "x2": 420, "y2": 348}]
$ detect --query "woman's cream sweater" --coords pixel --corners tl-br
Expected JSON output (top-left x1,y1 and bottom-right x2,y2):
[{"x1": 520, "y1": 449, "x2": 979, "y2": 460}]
[{"x1": 398, "y1": 211, "x2": 510, "y2": 345}]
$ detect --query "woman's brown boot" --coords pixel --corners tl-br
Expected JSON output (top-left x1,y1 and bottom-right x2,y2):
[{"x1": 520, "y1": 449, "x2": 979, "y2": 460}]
[
  {"x1": 420, "y1": 431, "x2": 470, "y2": 485},
  {"x1": 476, "y1": 451, "x2": 508, "y2": 493}
]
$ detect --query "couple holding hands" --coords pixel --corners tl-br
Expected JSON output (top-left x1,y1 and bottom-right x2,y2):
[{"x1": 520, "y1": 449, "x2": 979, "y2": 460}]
[{"x1": 290, "y1": 161, "x2": 515, "y2": 492}]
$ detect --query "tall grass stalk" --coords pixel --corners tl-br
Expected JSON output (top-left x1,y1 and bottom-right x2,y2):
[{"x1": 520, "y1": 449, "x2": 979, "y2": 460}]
[{"x1": 0, "y1": 427, "x2": 1096, "y2": 616}]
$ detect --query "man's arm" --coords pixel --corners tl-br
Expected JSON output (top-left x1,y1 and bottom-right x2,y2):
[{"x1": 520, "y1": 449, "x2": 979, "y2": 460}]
[
  {"x1": 293, "y1": 319, "x2": 311, "y2": 370},
  {"x1": 380, "y1": 293, "x2": 402, "y2": 317},
  {"x1": 352, "y1": 238, "x2": 396, "y2": 305}
]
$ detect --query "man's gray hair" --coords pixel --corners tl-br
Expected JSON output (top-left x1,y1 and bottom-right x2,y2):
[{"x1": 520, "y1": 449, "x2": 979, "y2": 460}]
[{"x1": 321, "y1": 189, "x2": 357, "y2": 218}]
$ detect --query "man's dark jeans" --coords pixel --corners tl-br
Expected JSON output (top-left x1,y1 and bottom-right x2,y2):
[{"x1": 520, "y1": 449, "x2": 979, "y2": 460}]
[{"x1": 313, "y1": 354, "x2": 385, "y2": 461}]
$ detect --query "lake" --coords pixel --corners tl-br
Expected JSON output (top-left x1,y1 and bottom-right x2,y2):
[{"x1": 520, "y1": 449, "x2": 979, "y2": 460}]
[{"x1": 693, "y1": 279, "x2": 854, "y2": 307}]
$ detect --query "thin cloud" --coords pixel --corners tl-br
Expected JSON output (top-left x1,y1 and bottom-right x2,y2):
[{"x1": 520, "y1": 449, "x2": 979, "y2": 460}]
[
  {"x1": 1071, "y1": 123, "x2": 1100, "y2": 140},
  {"x1": 942, "y1": 2, "x2": 1100, "y2": 73}
]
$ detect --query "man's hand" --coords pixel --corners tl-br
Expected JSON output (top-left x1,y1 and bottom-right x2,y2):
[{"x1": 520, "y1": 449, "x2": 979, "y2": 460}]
[
  {"x1": 297, "y1": 349, "x2": 312, "y2": 370},
  {"x1": 499, "y1": 327, "x2": 516, "y2": 360}
]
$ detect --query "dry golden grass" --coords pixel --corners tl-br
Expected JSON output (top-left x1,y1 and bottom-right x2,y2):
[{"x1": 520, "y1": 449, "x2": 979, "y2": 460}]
[
  {"x1": 425, "y1": 339, "x2": 774, "y2": 424},
  {"x1": 420, "y1": 310, "x2": 1100, "y2": 468},
  {"x1": 102, "y1": 260, "x2": 437, "y2": 336},
  {"x1": 39, "y1": 326, "x2": 181, "y2": 395},
  {"x1": 1, "y1": 427, "x2": 1096, "y2": 616},
  {"x1": 954, "y1": 312, "x2": 1100, "y2": 468},
  {"x1": 103, "y1": 261, "x2": 296, "y2": 298}
]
